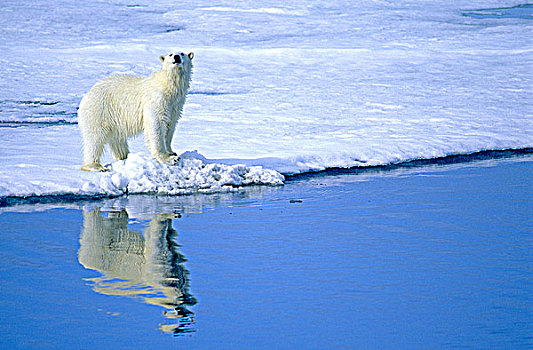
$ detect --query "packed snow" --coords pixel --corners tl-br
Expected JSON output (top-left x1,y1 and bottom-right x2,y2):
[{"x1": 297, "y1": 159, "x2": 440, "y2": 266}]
[
  {"x1": 0, "y1": 0, "x2": 531, "y2": 201},
  {"x1": 84, "y1": 152, "x2": 284, "y2": 196}
]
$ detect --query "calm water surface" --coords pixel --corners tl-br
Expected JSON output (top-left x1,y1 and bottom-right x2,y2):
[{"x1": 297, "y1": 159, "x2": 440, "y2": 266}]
[{"x1": 0, "y1": 158, "x2": 531, "y2": 349}]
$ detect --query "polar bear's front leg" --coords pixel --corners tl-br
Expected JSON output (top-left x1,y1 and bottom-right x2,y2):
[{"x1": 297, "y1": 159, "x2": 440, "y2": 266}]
[
  {"x1": 144, "y1": 112, "x2": 180, "y2": 165},
  {"x1": 165, "y1": 121, "x2": 177, "y2": 156}
]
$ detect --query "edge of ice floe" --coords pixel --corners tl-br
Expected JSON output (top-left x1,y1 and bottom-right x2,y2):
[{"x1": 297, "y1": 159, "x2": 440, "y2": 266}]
[
  {"x1": 1, "y1": 148, "x2": 531, "y2": 208},
  {"x1": 80, "y1": 151, "x2": 285, "y2": 197}
]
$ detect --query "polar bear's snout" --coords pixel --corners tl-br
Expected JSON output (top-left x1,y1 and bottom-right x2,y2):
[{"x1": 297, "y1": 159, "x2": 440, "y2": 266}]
[{"x1": 173, "y1": 54, "x2": 182, "y2": 64}]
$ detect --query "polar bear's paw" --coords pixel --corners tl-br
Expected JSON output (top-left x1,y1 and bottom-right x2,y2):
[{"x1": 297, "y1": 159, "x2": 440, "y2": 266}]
[
  {"x1": 81, "y1": 163, "x2": 110, "y2": 172},
  {"x1": 161, "y1": 155, "x2": 181, "y2": 166}
]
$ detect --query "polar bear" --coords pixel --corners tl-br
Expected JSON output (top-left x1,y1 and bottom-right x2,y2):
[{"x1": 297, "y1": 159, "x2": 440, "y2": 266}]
[{"x1": 78, "y1": 52, "x2": 194, "y2": 171}]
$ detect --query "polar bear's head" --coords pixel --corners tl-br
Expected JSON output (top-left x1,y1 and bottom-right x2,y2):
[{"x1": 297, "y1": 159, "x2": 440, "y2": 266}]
[{"x1": 159, "y1": 52, "x2": 194, "y2": 75}]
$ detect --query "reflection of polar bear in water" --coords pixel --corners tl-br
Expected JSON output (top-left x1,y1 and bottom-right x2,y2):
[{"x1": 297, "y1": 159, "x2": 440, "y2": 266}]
[
  {"x1": 78, "y1": 52, "x2": 194, "y2": 171},
  {"x1": 78, "y1": 208, "x2": 196, "y2": 334}
]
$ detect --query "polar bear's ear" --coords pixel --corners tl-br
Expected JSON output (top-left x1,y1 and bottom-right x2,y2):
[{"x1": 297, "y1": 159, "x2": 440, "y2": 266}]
[
  {"x1": 159, "y1": 55, "x2": 165, "y2": 63},
  {"x1": 188, "y1": 52, "x2": 194, "y2": 60}
]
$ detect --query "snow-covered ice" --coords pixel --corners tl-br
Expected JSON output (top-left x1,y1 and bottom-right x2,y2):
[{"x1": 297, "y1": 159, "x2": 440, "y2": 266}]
[
  {"x1": 0, "y1": 0, "x2": 531, "y2": 201},
  {"x1": 94, "y1": 151, "x2": 284, "y2": 195}
]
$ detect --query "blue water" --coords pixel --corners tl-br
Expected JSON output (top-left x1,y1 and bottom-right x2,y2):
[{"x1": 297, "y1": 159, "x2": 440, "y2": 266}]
[{"x1": 0, "y1": 157, "x2": 532, "y2": 349}]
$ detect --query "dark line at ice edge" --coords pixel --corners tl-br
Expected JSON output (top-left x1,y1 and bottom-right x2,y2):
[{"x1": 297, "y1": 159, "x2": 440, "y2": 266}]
[
  {"x1": 462, "y1": 4, "x2": 533, "y2": 20},
  {"x1": 0, "y1": 120, "x2": 77, "y2": 127},
  {"x1": 0, "y1": 148, "x2": 531, "y2": 208},
  {"x1": 284, "y1": 148, "x2": 533, "y2": 182}
]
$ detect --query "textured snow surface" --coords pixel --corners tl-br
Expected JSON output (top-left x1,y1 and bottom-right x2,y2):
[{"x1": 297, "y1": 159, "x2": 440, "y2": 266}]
[
  {"x1": 0, "y1": 0, "x2": 531, "y2": 200},
  {"x1": 87, "y1": 152, "x2": 284, "y2": 196}
]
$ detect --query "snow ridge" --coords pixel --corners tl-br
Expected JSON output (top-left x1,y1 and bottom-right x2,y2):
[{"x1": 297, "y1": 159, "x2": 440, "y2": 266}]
[{"x1": 81, "y1": 152, "x2": 284, "y2": 196}]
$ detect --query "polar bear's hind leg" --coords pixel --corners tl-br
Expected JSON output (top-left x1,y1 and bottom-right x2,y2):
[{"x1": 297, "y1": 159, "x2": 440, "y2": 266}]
[
  {"x1": 81, "y1": 137, "x2": 107, "y2": 172},
  {"x1": 81, "y1": 163, "x2": 109, "y2": 172},
  {"x1": 110, "y1": 138, "x2": 129, "y2": 161}
]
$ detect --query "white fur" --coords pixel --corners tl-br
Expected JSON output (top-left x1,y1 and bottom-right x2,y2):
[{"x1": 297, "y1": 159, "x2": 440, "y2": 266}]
[{"x1": 78, "y1": 52, "x2": 194, "y2": 171}]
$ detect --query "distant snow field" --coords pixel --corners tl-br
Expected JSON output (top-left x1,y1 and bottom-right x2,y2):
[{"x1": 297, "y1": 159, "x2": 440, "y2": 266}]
[{"x1": 0, "y1": 0, "x2": 531, "y2": 201}]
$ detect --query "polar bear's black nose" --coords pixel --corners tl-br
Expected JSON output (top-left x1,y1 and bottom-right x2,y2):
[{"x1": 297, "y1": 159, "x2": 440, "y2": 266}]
[{"x1": 173, "y1": 55, "x2": 182, "y2": 64}]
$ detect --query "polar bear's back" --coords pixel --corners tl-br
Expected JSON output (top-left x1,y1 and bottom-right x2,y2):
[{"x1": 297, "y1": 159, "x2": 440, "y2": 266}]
[{"x1": 78, "y1": 75, "x2": 146, "y2": 138}]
